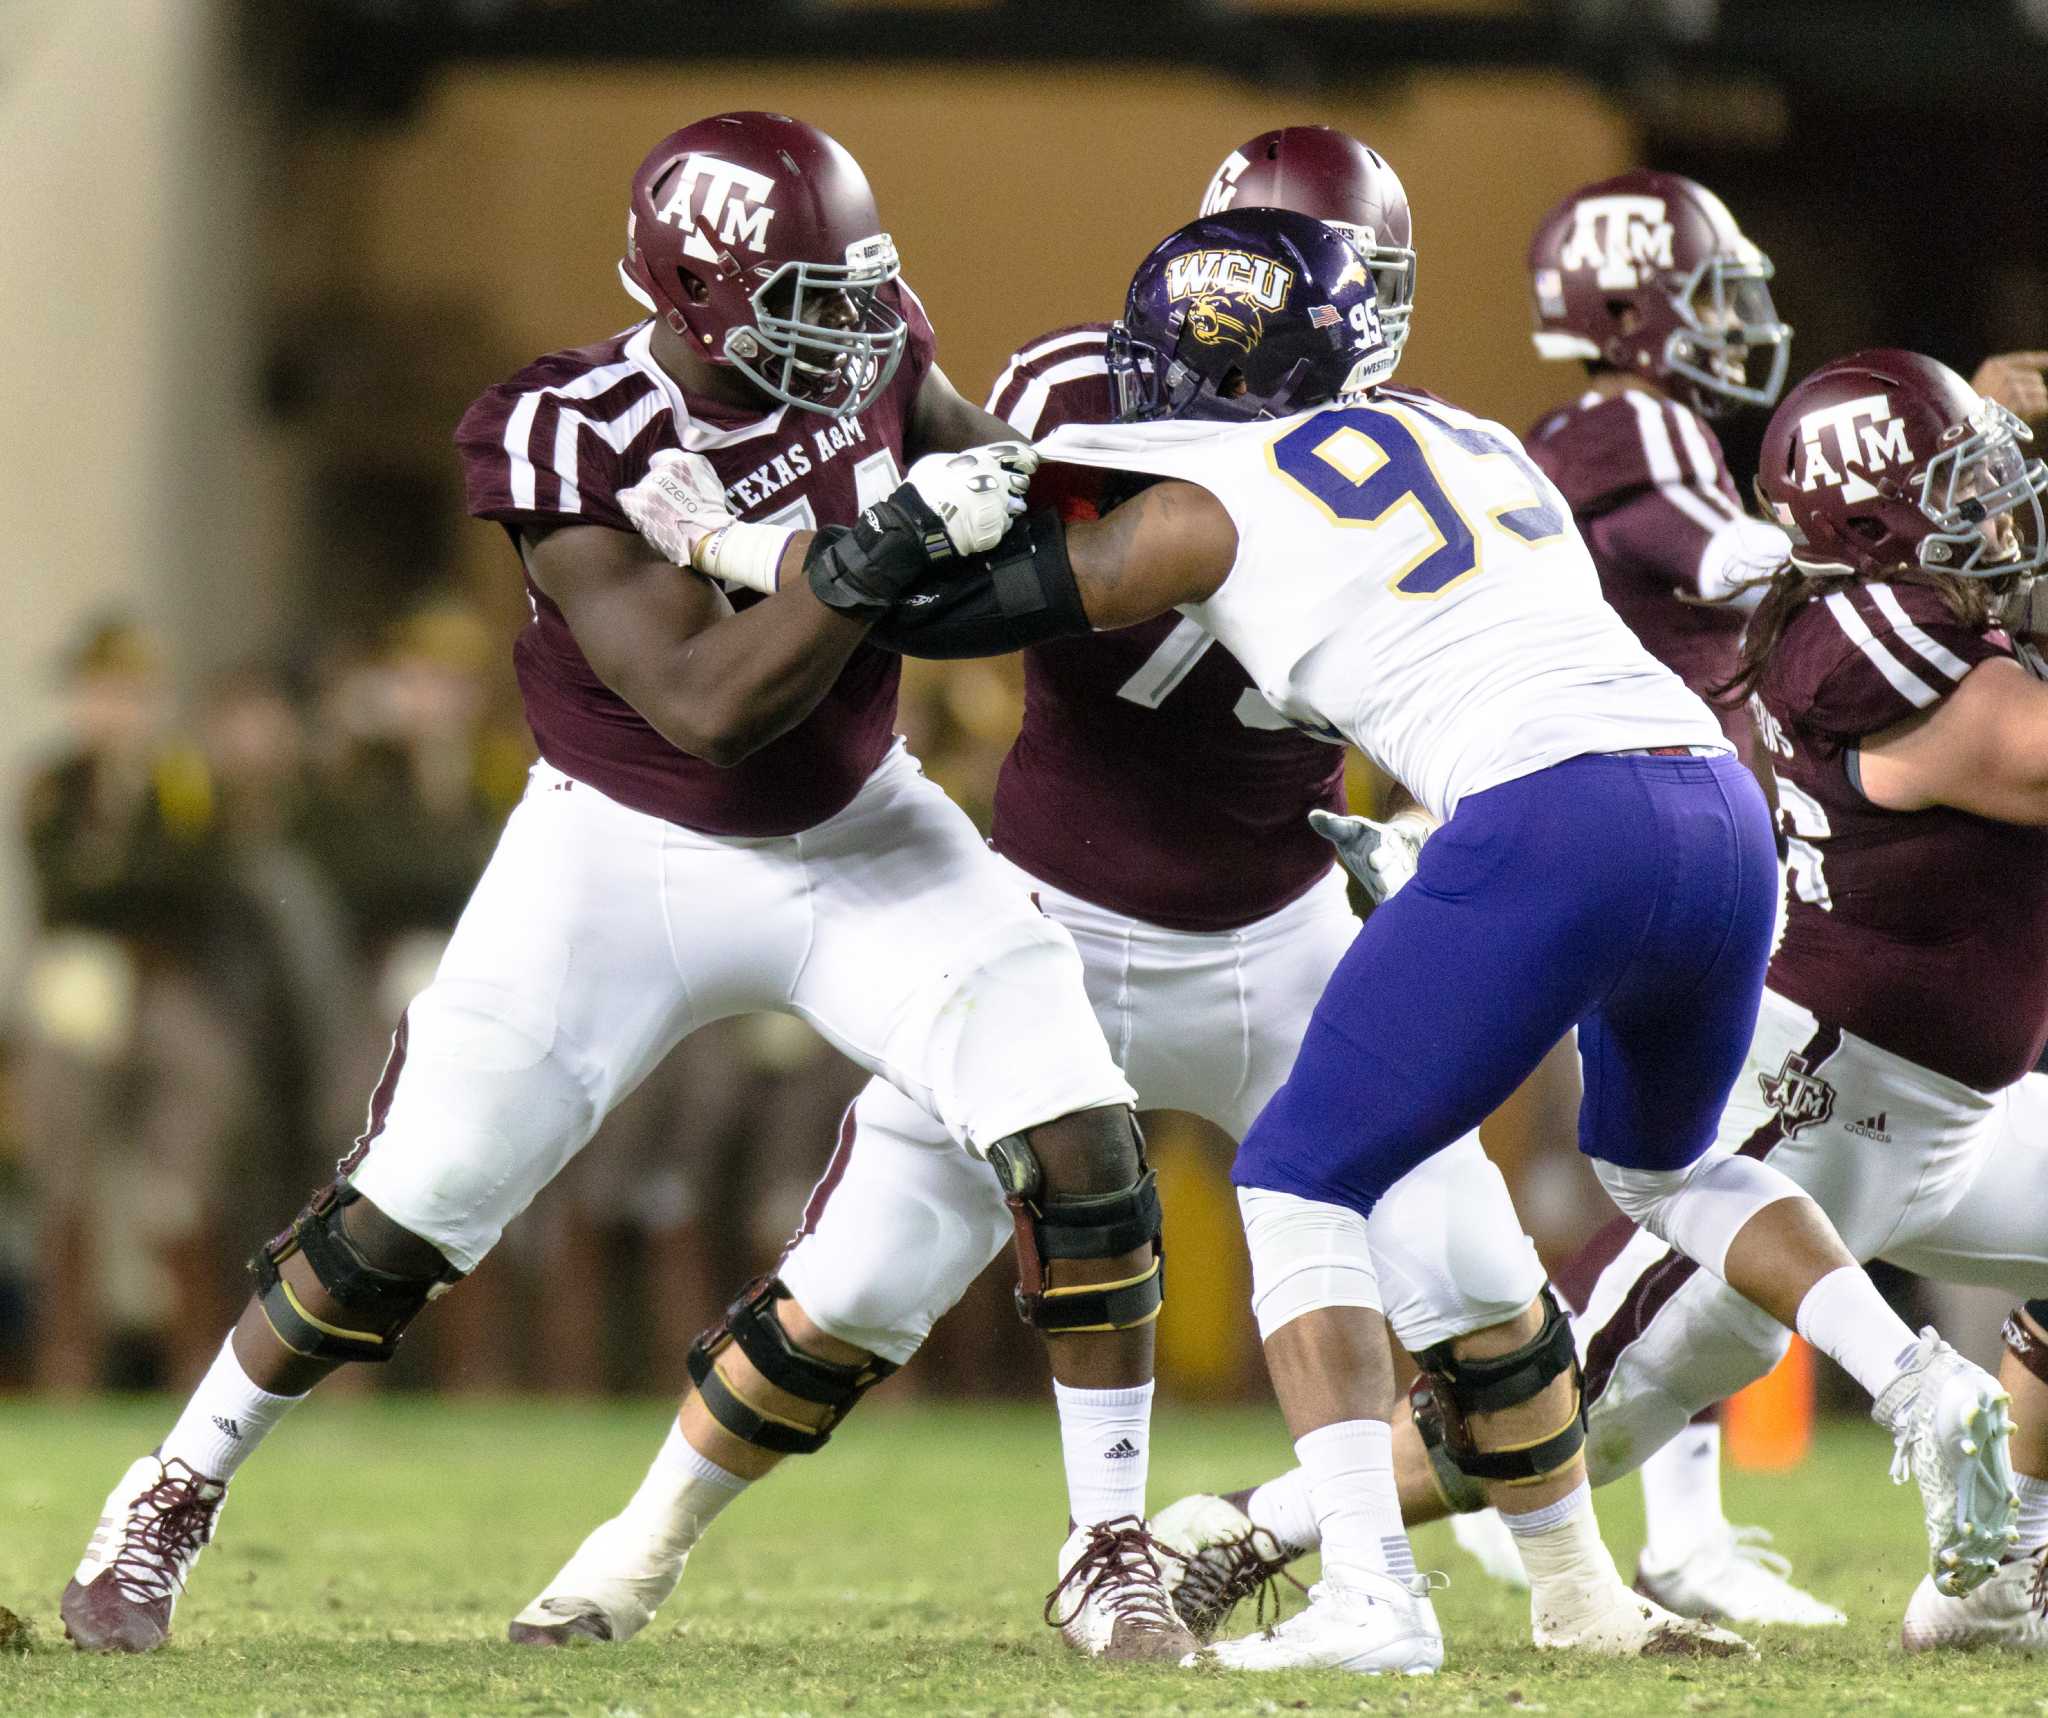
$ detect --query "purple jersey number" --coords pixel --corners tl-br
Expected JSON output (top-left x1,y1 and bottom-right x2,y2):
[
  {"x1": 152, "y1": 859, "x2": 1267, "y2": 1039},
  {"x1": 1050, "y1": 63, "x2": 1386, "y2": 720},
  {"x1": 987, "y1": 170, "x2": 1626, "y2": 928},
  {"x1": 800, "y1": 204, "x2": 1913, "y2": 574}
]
[{"x1": 1269, "y1": 404, "x2": 1566, "y2": 597}]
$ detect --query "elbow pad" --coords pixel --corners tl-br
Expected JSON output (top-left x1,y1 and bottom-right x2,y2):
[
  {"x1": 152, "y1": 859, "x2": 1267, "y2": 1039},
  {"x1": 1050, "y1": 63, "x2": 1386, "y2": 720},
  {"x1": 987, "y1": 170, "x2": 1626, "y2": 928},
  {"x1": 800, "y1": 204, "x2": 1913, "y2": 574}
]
[{"x1": 867, "y1": 509, "x2": 1091, "y2": 660}]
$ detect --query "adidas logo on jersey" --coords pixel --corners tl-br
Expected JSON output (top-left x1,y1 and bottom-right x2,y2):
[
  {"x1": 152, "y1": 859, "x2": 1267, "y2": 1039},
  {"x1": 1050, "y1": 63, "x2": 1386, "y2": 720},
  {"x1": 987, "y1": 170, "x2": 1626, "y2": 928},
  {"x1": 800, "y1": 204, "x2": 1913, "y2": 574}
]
[
  {"x1": 1102, "y1": 1438, "x2": 1141, "y2": 1461},
  {"x1": 1845, "y1": 1111, "x2": 1892, "y2": 1142}
]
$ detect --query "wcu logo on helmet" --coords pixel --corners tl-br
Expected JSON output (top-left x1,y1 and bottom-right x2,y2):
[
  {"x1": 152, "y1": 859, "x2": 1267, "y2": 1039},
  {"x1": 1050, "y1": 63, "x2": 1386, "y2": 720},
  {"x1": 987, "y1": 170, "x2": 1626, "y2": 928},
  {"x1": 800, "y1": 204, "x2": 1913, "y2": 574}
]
[{"x1": 1107, "y1": 209, "x2": 1399, "y2": 425}]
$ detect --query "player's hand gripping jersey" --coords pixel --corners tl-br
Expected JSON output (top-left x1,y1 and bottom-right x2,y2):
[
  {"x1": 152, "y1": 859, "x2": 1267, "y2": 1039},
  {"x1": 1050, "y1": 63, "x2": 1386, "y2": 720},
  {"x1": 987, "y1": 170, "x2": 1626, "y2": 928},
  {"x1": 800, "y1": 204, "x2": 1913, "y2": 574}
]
[
  {"x1": 985, "y1": 325, "x2": 1344, "y2": 930},
  {"x1": 1755, "y1": 582, "x2": 2048, "y2": 1091},
  {"x1": 457, "y1": 297, "x2": 936, "y2": 838},
  {"x1": 1038, "y1": 387, "x2": 1726, "y2": 818}
]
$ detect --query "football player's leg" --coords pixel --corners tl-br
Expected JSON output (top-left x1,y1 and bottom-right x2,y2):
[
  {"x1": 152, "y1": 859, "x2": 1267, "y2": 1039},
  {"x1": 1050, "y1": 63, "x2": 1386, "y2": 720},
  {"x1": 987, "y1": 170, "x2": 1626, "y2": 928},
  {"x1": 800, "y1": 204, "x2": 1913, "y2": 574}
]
[
  {"x1": 512, "y1": 1076, "x2": 1012, "y2": 1647},
  {"x1": 62, "y1": 771, "x2": 701, "y2": 1654},
  {"x1": 1229, "y1": 763, "x2": 1780, "y2": 1666},
  {"x1": 1882, "y1": 1079, "x2": 2048, "y2": 1650},
  {"x1": 1583, "y1": 759, "x2": 2016, "y2": 1600},
  {"x1": 782, "y1": 754, "x2": 1188, "y2": 1658}
]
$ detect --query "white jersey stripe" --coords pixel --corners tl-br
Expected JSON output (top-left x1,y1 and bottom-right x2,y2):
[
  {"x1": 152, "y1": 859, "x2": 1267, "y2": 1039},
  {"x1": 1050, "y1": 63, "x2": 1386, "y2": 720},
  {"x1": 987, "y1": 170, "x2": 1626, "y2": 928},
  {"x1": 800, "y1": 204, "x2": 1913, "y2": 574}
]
[
  {"x1": 1659, "y1": 481, "x2": 1732, "y2": 535},
  {"x1": 985, "y1": 330, "x2": 1107, "y2": 417},
  {"x1": 503, "y1": 355, "x2": 647, "y2": 514},
  {"x1": 1624, "y1": 388, "x2": 1684, "y2": 486},
  {"x1": 1669, "y1": 404, "x2": 1737, "y2": 516},
  {"x1": 1867, "y1": 583, "x2": 1974, "y2": 683},
  {"x1": 1824, "y1": 591, "x2": 1940, "y2": 708},
  {"x1": 1007, "y1": 351, "x2": 1111, "y2": 439}
]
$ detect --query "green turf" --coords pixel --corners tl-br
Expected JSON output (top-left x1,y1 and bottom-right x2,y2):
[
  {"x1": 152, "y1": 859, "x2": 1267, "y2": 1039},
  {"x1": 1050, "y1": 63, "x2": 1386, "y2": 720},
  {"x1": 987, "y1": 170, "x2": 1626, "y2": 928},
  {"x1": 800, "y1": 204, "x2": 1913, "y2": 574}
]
[{"x1": 0, "y1": 1395, "x2": 2038, "y2": 1716}]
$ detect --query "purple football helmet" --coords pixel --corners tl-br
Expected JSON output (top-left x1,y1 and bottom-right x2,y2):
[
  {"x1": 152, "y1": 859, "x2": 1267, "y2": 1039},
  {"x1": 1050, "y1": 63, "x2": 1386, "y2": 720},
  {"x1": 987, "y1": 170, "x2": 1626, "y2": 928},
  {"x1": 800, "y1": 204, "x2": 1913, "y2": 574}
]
[{"x1": 1108, "y1": 208, "x2": 1394, "y2": 424}]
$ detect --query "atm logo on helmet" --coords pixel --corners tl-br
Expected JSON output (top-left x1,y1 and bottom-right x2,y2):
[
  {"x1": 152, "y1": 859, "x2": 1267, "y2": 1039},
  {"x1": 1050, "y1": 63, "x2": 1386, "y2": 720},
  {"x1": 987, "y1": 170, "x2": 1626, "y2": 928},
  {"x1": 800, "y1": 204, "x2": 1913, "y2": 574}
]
[
  {"x1": 1164, "y1": 250, "x2": 1296, "y2": 312},
  {"x1": 653, "y1": 154, "x2": 778, "y2": 263},
  {"x1": 1795, "y1": 393, "x2": 1913, "y2": 504},
  {"x1": 1557, "y1": 195, "x2": 1674, "y2": 290}
]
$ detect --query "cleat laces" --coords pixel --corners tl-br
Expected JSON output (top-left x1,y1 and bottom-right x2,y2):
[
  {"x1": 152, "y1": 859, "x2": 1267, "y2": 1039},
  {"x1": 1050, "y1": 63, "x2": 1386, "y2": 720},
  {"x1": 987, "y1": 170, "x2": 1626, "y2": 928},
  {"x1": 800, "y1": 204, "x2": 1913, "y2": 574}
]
[
  {"x1": 1181, "y1": 1525, "x2": 1308, "y2": 1634},
  {"x1": 106, "y1": 1463, "x2": 222, "y2": 1607},
  {"x1": 1044, "y1": 1515, "x2": 1180, "y2": 1636}
]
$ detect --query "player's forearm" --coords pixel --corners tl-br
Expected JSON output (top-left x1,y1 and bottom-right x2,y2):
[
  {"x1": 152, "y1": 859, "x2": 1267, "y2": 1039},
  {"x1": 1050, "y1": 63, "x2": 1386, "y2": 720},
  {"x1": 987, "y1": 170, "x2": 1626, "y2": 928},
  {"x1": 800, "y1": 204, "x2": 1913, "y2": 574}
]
[{"x1": 644, "y1": 558, "x2": 869, "y2": 768}]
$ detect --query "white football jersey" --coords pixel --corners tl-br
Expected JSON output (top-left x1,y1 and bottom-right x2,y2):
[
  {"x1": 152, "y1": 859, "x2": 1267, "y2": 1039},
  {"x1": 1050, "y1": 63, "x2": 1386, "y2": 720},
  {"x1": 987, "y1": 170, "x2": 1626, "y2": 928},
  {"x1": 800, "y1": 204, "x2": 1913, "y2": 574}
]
[{"x1": 1037, "y1": 388, "x2": 1727, "y2": 819}]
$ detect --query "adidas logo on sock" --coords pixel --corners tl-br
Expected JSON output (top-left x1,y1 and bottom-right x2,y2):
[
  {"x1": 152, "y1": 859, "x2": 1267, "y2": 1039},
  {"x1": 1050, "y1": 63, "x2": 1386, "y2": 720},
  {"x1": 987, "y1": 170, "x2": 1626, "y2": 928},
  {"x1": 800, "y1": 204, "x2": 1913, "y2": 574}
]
[
  {"x1": 1103, "y1": 1438, "x2": 1141, "y2": 1461},
  {"x1": 1845, "y1": 1111, "x2": 1891, "y2": 1142},
  {"x1": 211, "y1": 1415, "x2": 244, "y2": 1442}
]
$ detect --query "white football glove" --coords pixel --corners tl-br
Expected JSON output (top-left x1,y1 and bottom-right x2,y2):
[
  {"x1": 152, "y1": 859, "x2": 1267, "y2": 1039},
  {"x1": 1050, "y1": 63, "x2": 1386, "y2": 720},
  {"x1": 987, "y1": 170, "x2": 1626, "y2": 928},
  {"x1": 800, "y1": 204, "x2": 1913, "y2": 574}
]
[
  {"x1": 1308, "y1": 807, "x2": 1435, "y2": 906},
  {"x1": 901, "y1": 441, "x2": 1039, "y2": 557},
  {"x1": 619, "y1": 449, "x2": 734, "y2": 568}
]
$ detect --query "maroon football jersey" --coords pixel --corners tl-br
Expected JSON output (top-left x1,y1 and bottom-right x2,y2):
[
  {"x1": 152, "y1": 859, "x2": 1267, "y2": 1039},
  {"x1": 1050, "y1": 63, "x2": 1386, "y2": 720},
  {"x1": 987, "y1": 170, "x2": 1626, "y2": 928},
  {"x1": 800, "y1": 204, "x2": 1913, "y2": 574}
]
[
  {"x1": 1757, "y1": 580, "x2": 2048, "y2": 1091},
  {"x1": 984, "y1": 324, "x2": 1345, "y2": 933},
  {"x1": 1527, "y1": 389, "x2": 1754, "y2": 748},
  {"x1": 456, "y1": 289, "x2": 936, "y2": 838}
]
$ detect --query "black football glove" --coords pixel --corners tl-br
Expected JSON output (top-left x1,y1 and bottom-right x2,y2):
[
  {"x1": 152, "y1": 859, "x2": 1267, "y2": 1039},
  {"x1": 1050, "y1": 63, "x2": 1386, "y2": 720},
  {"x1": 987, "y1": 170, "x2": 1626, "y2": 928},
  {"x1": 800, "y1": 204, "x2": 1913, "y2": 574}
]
[{"x1": 804, "y1": 486, "x2": 955, "y2": 618}]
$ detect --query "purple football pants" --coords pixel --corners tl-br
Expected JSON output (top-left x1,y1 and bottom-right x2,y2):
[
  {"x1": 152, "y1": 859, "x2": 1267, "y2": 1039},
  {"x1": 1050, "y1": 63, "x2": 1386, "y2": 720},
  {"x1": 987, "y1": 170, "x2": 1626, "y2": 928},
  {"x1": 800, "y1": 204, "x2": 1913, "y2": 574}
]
[{"x1": 1233, "y1": 751, "x2": 1777, "y2": 1217}]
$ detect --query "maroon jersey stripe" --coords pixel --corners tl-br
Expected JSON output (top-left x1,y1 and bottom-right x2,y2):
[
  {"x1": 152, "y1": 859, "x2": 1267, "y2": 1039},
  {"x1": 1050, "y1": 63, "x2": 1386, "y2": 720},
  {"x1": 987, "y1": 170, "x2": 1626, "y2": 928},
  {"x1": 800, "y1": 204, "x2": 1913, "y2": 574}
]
[{"x1": 338, "y1": 1010, "x2": 411, "y2": 1178}]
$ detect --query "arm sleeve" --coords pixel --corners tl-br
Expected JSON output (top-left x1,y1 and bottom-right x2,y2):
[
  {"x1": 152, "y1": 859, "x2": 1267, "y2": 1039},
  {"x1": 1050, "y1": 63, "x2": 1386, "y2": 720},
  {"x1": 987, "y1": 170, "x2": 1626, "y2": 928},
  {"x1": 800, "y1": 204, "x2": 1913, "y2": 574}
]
[
  {"x1": 1595, "y1": 484, "x2": 1783, "y2": 608},
  {"x1": 866, "y1": 510, "x2": 1091, "y2": 660}
]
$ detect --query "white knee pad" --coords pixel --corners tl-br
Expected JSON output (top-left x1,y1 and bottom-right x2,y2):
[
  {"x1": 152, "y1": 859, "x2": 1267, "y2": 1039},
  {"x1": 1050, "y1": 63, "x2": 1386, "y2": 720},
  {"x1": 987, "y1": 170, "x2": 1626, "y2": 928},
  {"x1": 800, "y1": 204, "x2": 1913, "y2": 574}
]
[
  {"x1": 1238, "y1": 1186, "x2": 1382, "y2": 1342},
  {"x1": 1593, "y1": 1151, "x2": 1809, "y2": 1281}
]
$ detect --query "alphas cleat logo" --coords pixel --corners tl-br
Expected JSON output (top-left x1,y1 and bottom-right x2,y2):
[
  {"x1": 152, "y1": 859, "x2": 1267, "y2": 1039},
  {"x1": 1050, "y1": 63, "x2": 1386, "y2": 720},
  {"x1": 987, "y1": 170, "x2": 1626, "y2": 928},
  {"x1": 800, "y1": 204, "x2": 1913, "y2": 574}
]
[{"x1": 1757, "y1": 1050, "x2": 1835, "y2": 1136}]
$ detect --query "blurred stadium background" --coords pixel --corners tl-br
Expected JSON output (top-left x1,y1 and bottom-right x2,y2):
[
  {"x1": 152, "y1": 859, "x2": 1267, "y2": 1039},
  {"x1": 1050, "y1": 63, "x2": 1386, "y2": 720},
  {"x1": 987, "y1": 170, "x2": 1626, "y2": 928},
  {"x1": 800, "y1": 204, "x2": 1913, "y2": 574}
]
[{"x1": 4, "y1": 0, "x2": 2043, "y2": 1424}]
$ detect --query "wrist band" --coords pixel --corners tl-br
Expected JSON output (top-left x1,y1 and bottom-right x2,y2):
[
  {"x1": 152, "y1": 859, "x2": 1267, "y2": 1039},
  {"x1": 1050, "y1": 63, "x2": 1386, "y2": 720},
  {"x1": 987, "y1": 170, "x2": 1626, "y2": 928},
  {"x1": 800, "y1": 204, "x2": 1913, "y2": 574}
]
[{"x1": 695, "y1": 521, "x2": 796, "y2": 595}]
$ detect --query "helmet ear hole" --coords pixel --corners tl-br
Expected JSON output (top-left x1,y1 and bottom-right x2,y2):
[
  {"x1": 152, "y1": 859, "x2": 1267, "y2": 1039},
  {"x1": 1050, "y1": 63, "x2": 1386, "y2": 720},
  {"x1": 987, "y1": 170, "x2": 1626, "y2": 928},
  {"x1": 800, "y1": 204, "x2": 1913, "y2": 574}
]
[
  {"x1": 676, "y1": 270, "x2": 712, "y2": 306},
  {"x1": 1607, "y1": 301, "x2": 1641, "y2": 335},
  {"x1": 1845, "y1": 515, "x2": 1887, "y2": 545}
]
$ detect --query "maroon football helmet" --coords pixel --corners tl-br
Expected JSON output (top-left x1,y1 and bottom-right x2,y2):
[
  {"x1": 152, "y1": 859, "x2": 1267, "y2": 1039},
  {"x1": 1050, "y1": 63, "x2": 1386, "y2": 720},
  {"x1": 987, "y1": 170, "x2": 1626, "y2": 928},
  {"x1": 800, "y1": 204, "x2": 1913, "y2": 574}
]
[
  {"x1": 1757, "y1": 349, "x2": 2048, "y2": 579},
  {"x1": 1199, "y1": 127, "x2": 1416, "y2": 362},
  {"x1": 620, "y1": 112, "x2": 906, "y2": 418},
  {"x1": 1528, "y1": 170, "x2": 1789, "y2": 416}
]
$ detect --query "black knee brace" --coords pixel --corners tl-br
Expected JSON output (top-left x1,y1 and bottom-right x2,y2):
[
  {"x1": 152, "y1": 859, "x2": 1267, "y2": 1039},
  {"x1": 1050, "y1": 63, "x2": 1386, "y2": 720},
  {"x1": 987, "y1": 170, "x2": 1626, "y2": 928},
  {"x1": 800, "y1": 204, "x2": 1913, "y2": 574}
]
[
  {"x1": 250, "y1": 1181, "x2": 461, "y2": 1363},
  {"x1": 2004, "y1": 1302, "x2": 2048, "y2": 1388},
  {"x1": 1412, "y1": 1285, "x2": 1585, "y2": 1491},
  {"x1": 986, "y1": 1131, "x2": 1164, "y2": 1335},
  {"x1": 687, "y1": 1277, "x2": 898, "y2": 1457}
]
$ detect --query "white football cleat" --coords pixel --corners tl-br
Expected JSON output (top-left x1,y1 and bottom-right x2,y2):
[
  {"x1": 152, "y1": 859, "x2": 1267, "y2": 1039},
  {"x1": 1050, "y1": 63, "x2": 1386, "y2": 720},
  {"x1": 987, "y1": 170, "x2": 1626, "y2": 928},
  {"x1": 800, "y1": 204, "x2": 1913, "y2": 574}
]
[
  {"x1": 1450, "y1": 1509, "x2": 1530, "y2": 1590},
  {"x1": 1636, "y1": 1525, "x2": 1846, "y2": 1627},
  {"x1": 61, "y1": 1453, "x2": 227, "y2": 1653},
  {"x1": 1149, "y1": 1493, "x2": 1305, "y2": 1642},
  {"x1": 507, "y1": 1513, "x2": 689, "y2": 1647},
  {"x1": 1045, "y1": 1515, "x2": 1199, "y2": 1662},
  {"x1": 1873, "y1": 1329, "x2": 2021, "y2": 1598},
  {"x1": 1901, "y1": 1555, "x2": 2048, "y2": 1654},
  {"x1": 1533, "y1": 1578, "x2": 1754, "y2": 1657},
  {"x1": 1204, "y1": 1572, "x2": 1444, "y2": 1674}
]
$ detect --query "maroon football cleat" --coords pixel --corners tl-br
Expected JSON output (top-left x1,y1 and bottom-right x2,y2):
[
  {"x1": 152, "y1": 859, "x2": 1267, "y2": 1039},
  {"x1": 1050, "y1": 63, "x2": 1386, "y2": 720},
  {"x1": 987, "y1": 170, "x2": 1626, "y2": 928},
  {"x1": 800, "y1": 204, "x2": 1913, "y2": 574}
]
[{"x1": 61, "y1": 1453, "x2": 227, "y2": 1653}]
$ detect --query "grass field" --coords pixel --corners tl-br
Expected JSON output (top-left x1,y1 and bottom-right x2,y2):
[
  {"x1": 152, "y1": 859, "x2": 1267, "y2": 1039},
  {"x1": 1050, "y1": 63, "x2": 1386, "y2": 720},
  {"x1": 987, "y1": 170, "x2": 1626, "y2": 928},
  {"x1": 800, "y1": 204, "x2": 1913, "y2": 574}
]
[{"x1": 0, "y1": 1395, "x2": 2041, "y2": 1717}]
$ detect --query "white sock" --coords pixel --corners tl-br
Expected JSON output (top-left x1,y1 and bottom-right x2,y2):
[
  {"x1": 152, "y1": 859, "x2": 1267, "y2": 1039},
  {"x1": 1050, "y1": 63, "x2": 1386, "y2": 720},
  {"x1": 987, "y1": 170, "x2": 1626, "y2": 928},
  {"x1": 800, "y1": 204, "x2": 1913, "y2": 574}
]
[
  {"x1": 1794, "y1": 1266, "x2": 1922, "y2": 1402},
  {"x1": 1295, "y1": 1419, "x2": 1413, "y2": 1586},
  {"x1": 618, "y1": 1421, "x2": 748, "y2": 1556},
  {"x1": 2014, "y1": 1473, "x2": 2048, "y2": 1555},
  {"x1": 1244, "y1": 1467, "x2": 1320, "y2": 1557},
  {"x1": 159, "y1": 1337, "x2": 305, "y2": 1481},
  {"x1": 1054, "y1": 1380, "x2": 1153, "y2": 1528},
  {"x1": 1638, "y1": 1422, "x2": 1727, "y2": 1567},
  {"x1": 1501, "y1": 1481, "x2": 1623, "y2": 1610}
]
